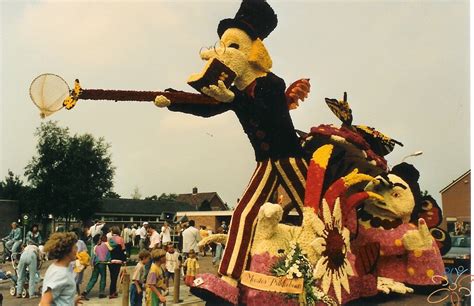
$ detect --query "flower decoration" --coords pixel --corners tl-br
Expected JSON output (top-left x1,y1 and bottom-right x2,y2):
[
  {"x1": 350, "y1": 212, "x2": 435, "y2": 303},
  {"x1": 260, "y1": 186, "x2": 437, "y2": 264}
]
[
  {"x1": 272, "y1": 242, "x2": 318, "y2": 305},
  {"x1": 312, "y1": 198, "x2": 354, "y2": 304}
]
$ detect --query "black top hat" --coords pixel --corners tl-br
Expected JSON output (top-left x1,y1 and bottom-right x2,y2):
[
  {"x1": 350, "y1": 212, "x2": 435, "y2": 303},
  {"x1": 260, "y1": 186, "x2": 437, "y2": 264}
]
[{"x1": 217, "y1": 0, "x2": 278, "y2": 40}]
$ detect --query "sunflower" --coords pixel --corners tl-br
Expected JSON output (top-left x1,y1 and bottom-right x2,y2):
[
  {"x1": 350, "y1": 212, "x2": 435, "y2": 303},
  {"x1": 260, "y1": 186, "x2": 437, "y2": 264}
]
[{"x1": 311, "y1": 198, "x2": 354, "y2": 304}]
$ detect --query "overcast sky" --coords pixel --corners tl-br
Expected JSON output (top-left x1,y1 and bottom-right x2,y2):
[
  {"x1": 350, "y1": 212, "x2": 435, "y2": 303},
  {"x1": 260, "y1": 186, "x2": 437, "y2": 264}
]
[{"x1": 0, "y1": 0, "x2": 469, "y2": 209}]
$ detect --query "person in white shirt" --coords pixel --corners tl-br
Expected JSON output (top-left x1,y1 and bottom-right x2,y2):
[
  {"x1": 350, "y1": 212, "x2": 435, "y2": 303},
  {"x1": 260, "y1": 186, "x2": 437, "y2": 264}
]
[
  {"x1": 147, "y1": 226, "x2": 161, "y2": 250},
  {"x1": 161, "y1": 222, "x2": 172, "y2": 246},
  {"x1": 182, "y1": 220, "x2": 201, "y2": 256},
  {"x1": 165, "y1": 244, "x2": 180, "y2": 287},
  {"x1": 121, "y1": 224, "x2": 133, "y2": 258},
  {"x1": 89, "y1": 220, "x2": 104, "y2": 256},
  {"x1": 130, "y1": 225, "x2": 137, "y2": 247},
  {"x1": 138, "y1": 222, "x2": 149, "y2": 251},
  {"x1": 89, "y1": 220, "x2": 104, "y2": 239}
]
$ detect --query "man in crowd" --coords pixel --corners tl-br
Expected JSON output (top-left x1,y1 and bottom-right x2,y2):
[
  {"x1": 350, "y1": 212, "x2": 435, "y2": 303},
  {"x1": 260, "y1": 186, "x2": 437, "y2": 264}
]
[
  {"x1": 122, "y1": 224, "x2": 133, "y2": 258},
  {"x1": 148, "y1": 225, "x2": 161, "y2": 250},
  {"x1": 161, "y1": 221, "x2": 172, "y2": 246},
  {"x1": 138, "y1": 222, "x2": 149, "y2": 251},
  {"x1": 182, "y1": 220, "x2": 201, "y2": 258}
]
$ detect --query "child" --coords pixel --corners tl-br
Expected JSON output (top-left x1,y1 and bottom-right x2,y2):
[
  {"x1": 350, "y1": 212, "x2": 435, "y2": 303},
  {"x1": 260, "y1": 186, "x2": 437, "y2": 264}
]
[
  {"x1": 146, "y1": 249, "x2": 167, "y2": 306},
  {"x1": 81, "y1": 234, "x2": 110, "y2": 299},
  {"x1": 130, "y1": 250, "x2": 150, "y2": 306},
  {"x1": 165, "y1": 245, "x2": 180, "y2": 287},
  {"x1": 183, "y1": 249, "x2": 199, "y2": 287}
]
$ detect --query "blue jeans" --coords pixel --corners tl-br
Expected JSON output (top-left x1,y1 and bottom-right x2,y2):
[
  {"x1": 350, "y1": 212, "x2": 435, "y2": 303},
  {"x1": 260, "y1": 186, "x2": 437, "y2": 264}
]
[
  {"x1": 130, "y1": 283, "x2": 143, "y2": 306},
  {"x1": 17, "y1": 250, "x2": 37, "y2": 297},
  {"x1": 6, "y1": 240, "x2": 22, "y2": 255}
]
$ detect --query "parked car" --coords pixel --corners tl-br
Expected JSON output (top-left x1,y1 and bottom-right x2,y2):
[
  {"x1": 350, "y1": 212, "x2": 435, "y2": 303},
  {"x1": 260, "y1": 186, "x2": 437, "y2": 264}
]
[{"x1": 442, "y1": 235, "x2": 471, "y2": 272}]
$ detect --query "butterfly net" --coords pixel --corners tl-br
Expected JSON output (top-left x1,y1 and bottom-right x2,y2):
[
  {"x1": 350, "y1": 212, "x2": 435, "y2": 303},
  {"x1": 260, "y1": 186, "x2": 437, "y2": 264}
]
[{"x1": 29, "y1": 73, "x2": 70, "y2": 118}]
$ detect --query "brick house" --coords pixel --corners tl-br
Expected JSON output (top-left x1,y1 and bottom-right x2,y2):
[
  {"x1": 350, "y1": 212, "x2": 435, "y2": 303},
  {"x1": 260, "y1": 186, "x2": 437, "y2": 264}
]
[
  {"x1": 175, "y1": 187, "x2": 228, "y2": 211},
  {"x1": 440, "y1": 170, "x2": 471, "y2": 234}
]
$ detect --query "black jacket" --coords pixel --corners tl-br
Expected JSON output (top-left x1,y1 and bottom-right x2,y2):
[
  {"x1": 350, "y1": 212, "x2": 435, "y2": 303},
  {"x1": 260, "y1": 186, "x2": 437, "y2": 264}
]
[{"x1": 168, "y1": 73, "x2": 303, "y2": 162}]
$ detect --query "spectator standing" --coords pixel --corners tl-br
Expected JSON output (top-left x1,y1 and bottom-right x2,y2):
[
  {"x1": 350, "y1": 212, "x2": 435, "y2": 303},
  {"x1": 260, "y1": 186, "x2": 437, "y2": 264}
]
[
  {"x1": 138, "y1": 222, "x2": 149, "y2": 251},
  {"x1": 108, "y1": 226, "x2": 126, "y2": 299},
  {"x1": 122, "y1": 224, "x2": 133, "y2": 258},
  {"x1": 165, "y1": 245, "x2": 180, "y2": 287},
  {"x1": 145, "y1": 249, "x2": 167, "y2": 306},
  {"x1": 130, "y1": 250, "x2": 150, "y2": 306},
  {"x1": 183, "y1": 249, "x2": 199, "y2": 287},
  {"x1": 160, "y1": 222, "x2": 172, "y2": 246},
  {"x1": 39, "y1": 232, "x2": 81, "y2": 306},
  {"x1": 16, "y1": 244, "x2": 40, "y2": 299},
  {"x1": 148, "y1": 226, "x2": 161, "y2": 250},
  {"x1": 131, "y1": 225, "x2": 138, "y2": 247},
  {"x1": 221, "y1": 221, "x2": 228, "y2": 234},
  {"x1": 89, "y1": 220, "x2": 104, "y2": 256},
  {"x1": 182, "y1": 220, "x2": 201, "y2": 257},
  {"x1": 81, "y1": 234, "x2": 110, "y2": 300},
  {"x1": 71, "y1": 228, "x2": 89, "y2": 295},
  {"x1": 212, "y1": 227, "x2": 225, "y2": 266}
]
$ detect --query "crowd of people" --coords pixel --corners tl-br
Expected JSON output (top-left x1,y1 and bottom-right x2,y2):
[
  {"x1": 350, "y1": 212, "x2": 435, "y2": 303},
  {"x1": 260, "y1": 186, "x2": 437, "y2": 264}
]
[{"x1": 1, "y1": 218, "x2": 227, "y2": 305}]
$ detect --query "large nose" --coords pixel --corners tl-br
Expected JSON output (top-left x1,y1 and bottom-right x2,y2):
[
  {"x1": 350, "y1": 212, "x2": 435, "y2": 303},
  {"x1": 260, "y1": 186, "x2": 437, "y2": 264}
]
[{"x1": 200, "y1": 48, "x2": 214, "y2": 61}]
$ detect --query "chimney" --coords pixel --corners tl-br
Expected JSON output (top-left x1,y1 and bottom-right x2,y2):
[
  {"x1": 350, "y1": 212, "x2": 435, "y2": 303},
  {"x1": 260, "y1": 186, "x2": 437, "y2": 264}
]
[{"x1": 192, "y1": 187, "x2": 198, "y2": 194}]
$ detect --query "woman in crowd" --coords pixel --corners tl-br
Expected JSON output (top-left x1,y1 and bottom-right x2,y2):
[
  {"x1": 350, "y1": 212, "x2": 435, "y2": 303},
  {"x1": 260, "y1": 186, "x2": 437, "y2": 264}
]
[
  {"x1": 108, "y1": 226, "x2": 126, "y2": 299},
  {"x1": 39, "y1": 232, "x2": 82, "y2": 306}
]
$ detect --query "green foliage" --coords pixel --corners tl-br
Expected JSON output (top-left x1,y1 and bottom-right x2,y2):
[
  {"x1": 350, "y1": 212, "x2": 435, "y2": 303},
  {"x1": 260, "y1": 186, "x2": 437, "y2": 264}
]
[
  {"x1": 105, "y1": 191, "x2": 121, "y2": 198},
  {"x1": 24, "y1": 121, "x2": 115, "y2": 224},
  {"x1": 145, "y1": 195, "x2": 158, "y2": 200},
  {"x1": 0, "y1": 170, "x2": 27, "y2": 200},
  {"x1": 158, "y1": 193, "x2": 178, "y2": 201}
]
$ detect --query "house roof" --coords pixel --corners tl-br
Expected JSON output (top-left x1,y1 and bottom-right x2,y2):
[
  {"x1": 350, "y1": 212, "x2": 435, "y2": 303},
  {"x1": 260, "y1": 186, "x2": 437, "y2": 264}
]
[
  {"x1": 175, "y1": 192, "x2": 224, "y2": 210},
  {"x1": 440, "y1": 170, "x2": 471, "y2": 194},
  {"x1": 97, "y1": 198, "x2": 195, "y2": 215}
]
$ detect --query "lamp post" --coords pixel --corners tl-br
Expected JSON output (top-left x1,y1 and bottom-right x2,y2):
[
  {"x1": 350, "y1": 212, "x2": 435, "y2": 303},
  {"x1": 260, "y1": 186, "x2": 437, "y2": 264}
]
[{"x1": 402, "y1": 151, "x2": 423, "y2": 162}]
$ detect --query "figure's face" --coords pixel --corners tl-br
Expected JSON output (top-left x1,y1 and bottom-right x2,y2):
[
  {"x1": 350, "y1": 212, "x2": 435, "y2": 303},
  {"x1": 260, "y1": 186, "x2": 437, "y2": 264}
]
[
  {"x1": 363, "y1": 173, "x2": 415, "y2": 223},
  {"x1": 11, "y1": 223, "x2": 17, "y2": 229},
  {"x1": 196, "y1": 28, "x2": 266, "y2": 89}
]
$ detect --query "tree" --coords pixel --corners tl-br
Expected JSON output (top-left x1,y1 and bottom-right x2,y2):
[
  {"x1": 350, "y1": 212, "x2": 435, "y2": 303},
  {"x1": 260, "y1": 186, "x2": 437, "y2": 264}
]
[
  {"x1": 25, "y1": 121, "x2": 115, "y2": 228},
  {"x1": 0, "y1": 170, "x2": 27, "y2": 200},
  {"x1": 131, "y1": 186, "x2": 142, "y2": 200},
  {"x1": 158, "y1": 193, "x2": 178, "y2": 201},
  {"x1": 145, "y1": 195, "x2": 158, "y2": 200},
  {"x1": 105, "y1": 191, "x2": 121, "y2": 199}
]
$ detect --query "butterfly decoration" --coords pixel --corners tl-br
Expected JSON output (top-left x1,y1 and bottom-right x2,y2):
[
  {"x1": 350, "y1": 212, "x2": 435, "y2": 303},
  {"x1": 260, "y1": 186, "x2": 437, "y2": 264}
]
[{"x1": 325, "y1": 92, "x2": 403, "y2": 156}]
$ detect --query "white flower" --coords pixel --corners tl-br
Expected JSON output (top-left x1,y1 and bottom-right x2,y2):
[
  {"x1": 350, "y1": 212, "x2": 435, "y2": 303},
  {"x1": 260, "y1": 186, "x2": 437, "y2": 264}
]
[{"x1": 311, "y1": 198, "x2": 354, "y2": 304}]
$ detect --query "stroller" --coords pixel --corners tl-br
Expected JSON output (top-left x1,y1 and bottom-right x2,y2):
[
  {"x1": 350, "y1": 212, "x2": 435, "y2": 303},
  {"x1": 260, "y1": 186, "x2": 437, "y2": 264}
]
[{"x1": 8, "y1": 247, "x2": 43, "y2": 298}]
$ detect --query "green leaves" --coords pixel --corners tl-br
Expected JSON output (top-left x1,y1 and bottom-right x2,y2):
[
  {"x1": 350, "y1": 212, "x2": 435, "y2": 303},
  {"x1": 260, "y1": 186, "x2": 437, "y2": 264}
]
[{"x1": 24, "y1": 121, "x2": 116, "y2": 224}]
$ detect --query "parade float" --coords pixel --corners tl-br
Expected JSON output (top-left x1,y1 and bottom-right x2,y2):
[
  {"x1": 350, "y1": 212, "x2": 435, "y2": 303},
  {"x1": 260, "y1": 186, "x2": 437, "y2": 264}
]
[{"x1": 29, "y1": 0, "x2": 458, "y2": 304}]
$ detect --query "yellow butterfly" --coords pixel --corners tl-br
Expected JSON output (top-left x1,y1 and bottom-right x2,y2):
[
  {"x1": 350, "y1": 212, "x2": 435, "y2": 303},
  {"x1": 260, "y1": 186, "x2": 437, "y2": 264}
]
[{"x1": 325, "y1": 92, "x2": 403, "y2": 156}]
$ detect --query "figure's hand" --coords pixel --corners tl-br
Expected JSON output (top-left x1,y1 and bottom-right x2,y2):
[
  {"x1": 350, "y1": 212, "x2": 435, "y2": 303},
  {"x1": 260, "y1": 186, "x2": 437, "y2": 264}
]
[
  {"x1": 286, "y1": 78, "x2": 310, "y2": 110},
  {"x1": 201, "y1": 80, "x2": 234, "y2": 103},
  {"x1": 377, "y1": 277, "x2": 414, "y2": 294},
  {"x1": 159, "y1": 295, "x2": 167, "y2": 303},
  {"x1": 402, "y1": 218, "x2": 433, "y2": 251},
  {"x1": 154, "y1": 95, "x2": 171, "y2": 107}
]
